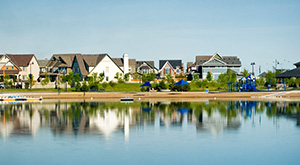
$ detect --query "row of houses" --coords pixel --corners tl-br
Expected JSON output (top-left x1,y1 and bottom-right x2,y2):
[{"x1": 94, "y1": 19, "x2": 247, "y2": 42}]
[{"x1": 0, "y1": 52, "x2": 242, "y2": 83}]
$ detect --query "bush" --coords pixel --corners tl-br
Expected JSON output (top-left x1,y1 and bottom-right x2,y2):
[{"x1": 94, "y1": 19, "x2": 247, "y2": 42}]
[
  {"x1": 109, "y1": 81, "x2": 117, "y2": 88},
  {"x1": 75, "y1": 82, "x2": 81, "y2": 92},
  {"x1": 140, "y1": 87, "x2": 149, "y2": 92},
  {"x1": 174, "y1": 85, "x2": 191, "y2": 91},
  {"x1": 81, "y1": 81, "x2": 90, "y2": 92},
  {"x1": 89, "y1": 83, "x2": 99, "y2": 90},
  {"x1": 159, "y1": 80, "x2": 168, "y2": 89},
  {"x1": 102, "y1": 82, "x2": 108, "y2": 88}
]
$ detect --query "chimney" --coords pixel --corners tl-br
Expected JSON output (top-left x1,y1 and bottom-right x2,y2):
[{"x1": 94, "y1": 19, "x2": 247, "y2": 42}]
[{"x1": 123, "y1": 53, "x2": 129, "y2": 74}]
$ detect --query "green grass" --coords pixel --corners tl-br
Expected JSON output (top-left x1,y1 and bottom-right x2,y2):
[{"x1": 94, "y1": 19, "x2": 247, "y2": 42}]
[
  {"x1": 98, "y1": 83, "x2": 142, "y2": 92},
  {"x1": 1, "y1": 83, "x2": 298, "y2": 93}
]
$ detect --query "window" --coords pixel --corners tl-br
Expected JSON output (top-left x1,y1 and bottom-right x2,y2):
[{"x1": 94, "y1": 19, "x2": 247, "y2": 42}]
[
  {"x1": 6, "y1": 67, "x2": 8, "y2": 70},
  {"x1": 23, "y1": 75, "x2": 27, "y2": 80},
  {"x1": 176, "y1": 69, "x2": 180, "y2": 74},
  {"x1": 106, "y1": 66, "x2": 109, "y2": 73},
  {"x1": 165, "y1": 68, "x2": 169, "y2": 74},
  {"x1": 11, "y1": 66, "x2": 14, "y2": 69},
  {"x1": 106, "y1": 77, "x2": 109, "y2": 81},
  {"x1": 129, "y1": 67, "x2": 131, "y2": 72},
  {"x1": 23, "y1": 67, "x2": 27, "y2": 71}
]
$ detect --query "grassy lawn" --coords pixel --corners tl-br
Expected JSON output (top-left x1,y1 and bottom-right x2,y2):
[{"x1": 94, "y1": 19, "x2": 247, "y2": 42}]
[
  {"x1": 0, "y1": 83, "x2": 298, "y2": 93},
  {"x1": 99, "y1": 83, "x2": 142, "y2": 92}
]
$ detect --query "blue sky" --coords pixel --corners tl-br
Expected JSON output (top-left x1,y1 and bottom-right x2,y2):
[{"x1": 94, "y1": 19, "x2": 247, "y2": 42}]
[{"x1": 0, "y1": 0, "x2": 299, "y2": 74}]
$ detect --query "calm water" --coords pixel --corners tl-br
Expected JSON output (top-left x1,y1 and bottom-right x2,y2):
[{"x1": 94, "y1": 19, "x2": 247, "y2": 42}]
[{"x1": 1, "y1": 100, "x2": 300, "y2": 164}]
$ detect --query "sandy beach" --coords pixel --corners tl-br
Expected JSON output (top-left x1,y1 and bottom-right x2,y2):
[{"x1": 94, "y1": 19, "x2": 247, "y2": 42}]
[{"x1": 1, "y1": 90, "x2": 300, "y2": 101}]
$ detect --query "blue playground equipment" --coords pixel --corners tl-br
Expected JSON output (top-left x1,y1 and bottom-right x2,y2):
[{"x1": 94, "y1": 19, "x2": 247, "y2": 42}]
[{"x1": 237, "y1": 74, "x2": 259, "y2": 92}]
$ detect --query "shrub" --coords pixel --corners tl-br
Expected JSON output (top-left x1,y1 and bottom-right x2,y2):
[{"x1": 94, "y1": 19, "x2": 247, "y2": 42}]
[
  {"x1": 102, "y1": 82, "x2": 108, "y2": 88},
  {"x1": 109, "y1": 81, "x2": 117, "y2": 88}
]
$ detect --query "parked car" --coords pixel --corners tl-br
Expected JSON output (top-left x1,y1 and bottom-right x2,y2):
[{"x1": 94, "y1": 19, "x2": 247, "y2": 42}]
[{"x1": 0, "y1": 83, "x2": 9, "y2": 89}]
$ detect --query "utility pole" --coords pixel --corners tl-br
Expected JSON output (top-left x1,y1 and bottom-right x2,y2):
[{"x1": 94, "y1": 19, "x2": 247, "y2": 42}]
[{"x1": 251, "y1": 62, "x2": 255, "y2": 76}]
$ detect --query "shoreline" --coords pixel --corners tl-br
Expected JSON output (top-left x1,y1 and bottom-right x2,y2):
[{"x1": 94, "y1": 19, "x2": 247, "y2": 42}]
[{"x1": 1, "y1": 91, "x2": 300, "y2": 101}]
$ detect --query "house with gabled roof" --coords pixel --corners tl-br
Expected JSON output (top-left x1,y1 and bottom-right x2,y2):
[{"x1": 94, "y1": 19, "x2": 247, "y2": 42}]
[
  {"x1": 159, "y1": 60, "x2": 184, "y2": 78},
  {"x1": 136, "y1": 61, "x2": 158, "y2": 74},
  {"x1": 195, "y1": 52, "x2": 241, "y2": 80},
  {"x1": 0, "y1": 54, "x2": 39, "y2": 82},
  {"x1": 43, "y1": 53, "x2": 77, "y2": 81},
  {"x1": 88, "y1": 54, "x2": 123, "y2": 82}
]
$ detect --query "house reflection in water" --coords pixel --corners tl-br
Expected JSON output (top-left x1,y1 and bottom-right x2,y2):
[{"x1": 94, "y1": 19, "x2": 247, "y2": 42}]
[
  {"x1": 0, "y1": 103, "x2": 41, "y2": 138},
  {"x1": 0, "y1": 101, "x2": 299, "y2": 139}
]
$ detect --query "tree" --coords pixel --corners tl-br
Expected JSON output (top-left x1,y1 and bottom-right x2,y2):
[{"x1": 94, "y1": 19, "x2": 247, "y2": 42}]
[
  {"x1": 115, "y1": 72, "x2": 125, "y2": 83},
  {"x1": 265, "y1": 71, "x2": 276, "y2": 87},
  {"x1": 206, "y1": 72, "x2": 212, "y2": 81},
  {"x1": 81, "y1": 81, "x2": 89, "y2": 96},
  {"x1": 124, "y1": 73, "x2": 130, "y2": 82},
  {"x1": 74, "y1": 73, "x2": 81, "y2": 83},
  {"x1": 165, "y1": 74, "x2": 173, "y2": 84},
  {"x1": 242, "y1": 68, "x2": 249, "y2": 77},
  {"x1": 141, "y1": 72, "x2": 156, "y2": 82},
  {"x1": 98, "y1": 73, "x2": 105, "y2": 82},
  {"x1": 4, "y1": 75, "x2": 10, "y2": 86},
  {"x1": 28, "y1": 74, "x2": 34, "y2": 89},
  {"x1": 41, "y1": 73, "x2": 50, "y2": 86}
]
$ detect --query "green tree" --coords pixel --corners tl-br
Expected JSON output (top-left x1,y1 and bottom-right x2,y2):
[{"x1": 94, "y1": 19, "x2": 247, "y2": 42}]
[
  {"x1": 28, "y1": 74, "x2": 34, "y2": 89},
  {"x1": 256, "y1": 78, "x2": 265, "y2": 87},
  {"x1": 141, "y1": 71, "x2": 156, "y2": 82},
  {"x1": 74, "y1": 73, "x2": 81, "y2": 83},
  {"x1": 4, "y1": 75, "x2": 10, "y2": 86},
  {"x1": 98, "y1": 73, "x2": 105, "y2": 82},
  {"x1": 206, "y1": 72, "x2": 212, "y2": 81},
  {"x1": 124, "y1": 73, "x2": 130, "y2": 82},
  {"x1": 242, "y1": 68, "x2": 249, "y2": 77},
  {"x1": 115, "y1": 72, "x2": 125, "y2": 83},
  {"x1": 81, "y1": 81, "x2": 89, "y2": 91},
  {"x1": 265, "y1": 71, "x2": 276, "y2": 86},
  {"x1": 165, "y1": 74, "x2": 173, "y2": 84},
  {"x1": 41, "y1": 72, "x2": 50, "y2": 86}
]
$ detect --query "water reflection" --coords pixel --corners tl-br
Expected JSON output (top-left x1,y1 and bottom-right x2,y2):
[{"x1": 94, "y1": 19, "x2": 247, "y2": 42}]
[{"x1": 0, "y1": 100, "x2": 299, "y2": 139}]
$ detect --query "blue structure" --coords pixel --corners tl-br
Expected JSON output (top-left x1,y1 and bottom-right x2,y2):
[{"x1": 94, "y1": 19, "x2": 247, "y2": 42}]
[{"x1": 237, "y1": 74, "x2": 259, "y2": 92}]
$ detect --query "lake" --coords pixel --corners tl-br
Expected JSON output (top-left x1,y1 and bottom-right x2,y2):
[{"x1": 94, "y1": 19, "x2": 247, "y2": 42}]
[{"x1": 1, "y1": 100, "x2": 300, "y2": 164}]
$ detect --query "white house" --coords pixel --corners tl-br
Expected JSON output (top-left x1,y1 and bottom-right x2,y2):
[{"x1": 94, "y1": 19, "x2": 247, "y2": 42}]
[{"x1": 88, "y1": 54, "x2": 124, "y2": 82}]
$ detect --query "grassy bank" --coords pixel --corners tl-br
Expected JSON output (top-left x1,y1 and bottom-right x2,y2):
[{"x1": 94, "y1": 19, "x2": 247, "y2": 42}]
[{"x1": 1, "y1": 83, "x2": 299, "y2": 93}]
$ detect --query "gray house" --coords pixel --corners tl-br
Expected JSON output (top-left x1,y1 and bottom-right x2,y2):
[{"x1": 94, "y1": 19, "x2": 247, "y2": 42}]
[{"x1": 195, "y1": 52, "x2": 241, "y2": 80}]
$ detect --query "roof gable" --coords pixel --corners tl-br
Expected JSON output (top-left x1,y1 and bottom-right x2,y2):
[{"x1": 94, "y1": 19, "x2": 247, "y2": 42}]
[
  {"x1": 202, "y1": 58, "x2": 227, "y2": 66},
  {"x1": 210, "y1": 52, "x2": 223, "y2": 60},
  {"x1": 6, "y1": 54, "x2": 34, "y2": 67},
  {"x1": 159, "y1": 60, "x2": 182, "y2": 70}
]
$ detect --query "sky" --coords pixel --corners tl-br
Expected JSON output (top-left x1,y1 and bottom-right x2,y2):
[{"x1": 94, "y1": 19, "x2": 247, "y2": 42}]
[{"x1": 0, "y1": 0, "x2": 299, "y2": 75}]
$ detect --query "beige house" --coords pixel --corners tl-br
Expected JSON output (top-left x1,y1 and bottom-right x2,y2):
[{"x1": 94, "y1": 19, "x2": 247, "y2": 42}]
[{"x1": 0, "y1": 54, "x2": 39, "y2": 81}]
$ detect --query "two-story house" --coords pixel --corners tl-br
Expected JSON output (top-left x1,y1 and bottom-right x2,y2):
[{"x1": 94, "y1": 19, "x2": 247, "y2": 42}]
[
  {"x1": 0, "y1": 54, "x2": 39, "y2": 82},
  {"x1": 159, "y1": 60, "x2": 184, "y2": 78}
]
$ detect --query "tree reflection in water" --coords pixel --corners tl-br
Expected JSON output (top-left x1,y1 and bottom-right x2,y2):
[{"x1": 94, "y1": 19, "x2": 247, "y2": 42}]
[{"x1": 0, "y1": 100, "x2": 299, "y2": 138}]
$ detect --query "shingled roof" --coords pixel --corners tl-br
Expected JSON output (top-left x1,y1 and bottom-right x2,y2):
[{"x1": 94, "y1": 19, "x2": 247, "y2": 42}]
[
  {"x1": 74, "y1": 54, "x2": 107, "y2": 77},
  {"x1": 47, "y1": 54, "x2": 79, "y2": 68},
  {"x1": 38, "y1": 59, "x2": 49, "y2": 67},
  {"x1": 136, "y1": 61, "x2": 156, "y2": 70},
  {"x1": 5, "y1": 54, "x2": 35, "y2": 67},
  {"x1": 276, "y1": 68, "x2": 300, "y2": 78},
  {"x1": 196, "y1": 53, "x2": 241, "y2": 66},
  {"x1": 159, "y1": 60, "x2": 182, "y2": 70}
]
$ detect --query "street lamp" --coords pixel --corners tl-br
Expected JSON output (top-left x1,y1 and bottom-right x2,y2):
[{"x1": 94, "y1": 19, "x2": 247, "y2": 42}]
[{"x1": 251, "y1": 62, "x2": 255, "y2": 76}]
